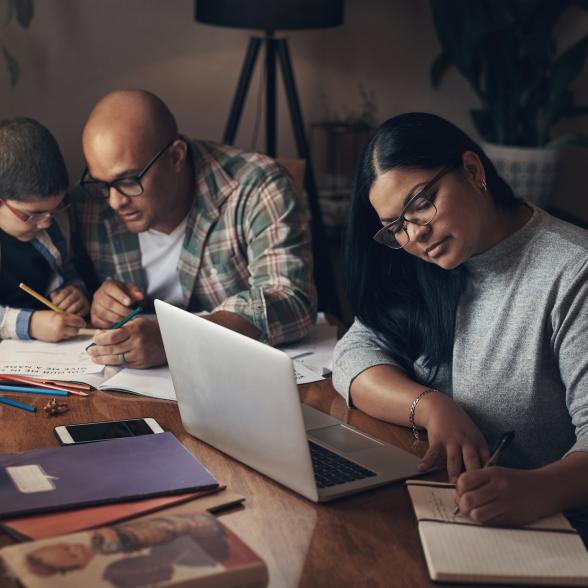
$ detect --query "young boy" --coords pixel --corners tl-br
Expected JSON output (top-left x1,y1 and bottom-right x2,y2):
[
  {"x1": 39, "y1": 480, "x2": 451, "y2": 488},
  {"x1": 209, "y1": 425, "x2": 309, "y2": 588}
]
[{"x1": 0, "y1": 117, "x2": 89, "y2": 341}]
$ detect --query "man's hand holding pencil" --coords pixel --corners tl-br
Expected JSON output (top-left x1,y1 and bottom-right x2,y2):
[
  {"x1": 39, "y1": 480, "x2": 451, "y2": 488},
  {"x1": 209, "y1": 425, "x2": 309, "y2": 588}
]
[{"x1": 86, "y1": 280, "x2": 165, "y2": 369}]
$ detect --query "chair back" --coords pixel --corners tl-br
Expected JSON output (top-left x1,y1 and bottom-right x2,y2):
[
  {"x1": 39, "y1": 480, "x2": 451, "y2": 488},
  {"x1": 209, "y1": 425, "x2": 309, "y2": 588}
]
[{"x1": 278, "y1": 158, "x2": 306, "y2": 193}]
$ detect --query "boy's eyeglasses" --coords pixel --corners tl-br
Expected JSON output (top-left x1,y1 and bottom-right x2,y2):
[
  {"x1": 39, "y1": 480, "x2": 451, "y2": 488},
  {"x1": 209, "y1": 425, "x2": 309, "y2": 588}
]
[
  {"x1": 372, "y1": 166, "x2": 454, "y2": 250},
  {"x1": 0, "y1": 198, "x2": 70, "y2": 225},
  {"x1": 79, "y1": 139, "x2": 175, "y2": 199}
]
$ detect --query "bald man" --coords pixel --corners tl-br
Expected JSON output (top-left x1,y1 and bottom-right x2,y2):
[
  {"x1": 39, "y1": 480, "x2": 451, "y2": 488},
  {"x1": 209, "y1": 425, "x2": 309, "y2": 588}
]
[{"x1": 73, "y1": 90, "x2": 316, "y2": 369}]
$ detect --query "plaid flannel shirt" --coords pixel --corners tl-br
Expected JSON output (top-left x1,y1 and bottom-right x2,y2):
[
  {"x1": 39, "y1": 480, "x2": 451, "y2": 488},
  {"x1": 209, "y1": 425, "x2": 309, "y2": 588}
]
[
  {"x1": 0, "y1": 210, "x2": 86, "y2": 340},
  {"x1": 72, "y1": 140, "x2": 317, "y2": 345}
]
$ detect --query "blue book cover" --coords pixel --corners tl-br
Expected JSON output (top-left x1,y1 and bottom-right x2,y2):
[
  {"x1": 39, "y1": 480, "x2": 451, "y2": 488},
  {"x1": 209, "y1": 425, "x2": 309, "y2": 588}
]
[{"x1": 0, "y1": 433, "x2": 218, "y2": 519}]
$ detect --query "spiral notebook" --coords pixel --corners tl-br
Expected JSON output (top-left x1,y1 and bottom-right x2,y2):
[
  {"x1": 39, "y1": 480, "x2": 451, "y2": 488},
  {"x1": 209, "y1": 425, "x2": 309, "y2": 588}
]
[{"x1": 406, "y1": 480, "x2": 588, "y2": 586}]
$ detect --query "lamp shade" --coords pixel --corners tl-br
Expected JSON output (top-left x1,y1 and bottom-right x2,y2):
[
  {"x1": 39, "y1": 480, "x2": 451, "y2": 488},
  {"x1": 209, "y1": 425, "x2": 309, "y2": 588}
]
[{"x1": 195, "y1": 0, "x2": 344, "y2": 31}]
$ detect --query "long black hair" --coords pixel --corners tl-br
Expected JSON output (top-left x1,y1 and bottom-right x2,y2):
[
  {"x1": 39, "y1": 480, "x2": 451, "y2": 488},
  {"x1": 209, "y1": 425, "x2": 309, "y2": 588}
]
[{"x1": 346, "y1": 112, "x2": 518, "y2": 381}]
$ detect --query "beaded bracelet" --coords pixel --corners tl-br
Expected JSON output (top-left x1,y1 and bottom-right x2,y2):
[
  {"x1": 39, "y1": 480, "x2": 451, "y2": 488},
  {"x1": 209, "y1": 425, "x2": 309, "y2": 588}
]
[{"x1": 408, "y1": 388, "x2": 437, "y2": 441}]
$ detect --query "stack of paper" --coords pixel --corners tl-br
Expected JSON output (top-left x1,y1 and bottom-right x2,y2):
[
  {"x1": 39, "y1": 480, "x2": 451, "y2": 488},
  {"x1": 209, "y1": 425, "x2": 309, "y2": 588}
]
[
  {"x1": 0, "y1": 314, "x2": 339, "y2": 396},
  {"x1": 280, "y1": 313, "x2": 338, "y2": 384}
]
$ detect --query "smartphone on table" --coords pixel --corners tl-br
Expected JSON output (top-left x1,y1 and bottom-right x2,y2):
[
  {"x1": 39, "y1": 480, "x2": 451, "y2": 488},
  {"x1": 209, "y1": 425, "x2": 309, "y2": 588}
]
[{"x1": 54, "y1": 418, "x2": 164, "y2": 445}]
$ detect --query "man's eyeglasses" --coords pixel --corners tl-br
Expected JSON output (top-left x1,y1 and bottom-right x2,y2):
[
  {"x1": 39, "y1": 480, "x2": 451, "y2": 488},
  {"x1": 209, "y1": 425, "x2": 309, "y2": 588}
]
[
  {"x1": 372, "y1": 166, "x2": 454, "y2": 250},
  {"x1": 79, "y1": 139, "x2": 176, "y2": 199},
  {"x1": 0, "y1": 198, "x2": 70, "y2": 225}
]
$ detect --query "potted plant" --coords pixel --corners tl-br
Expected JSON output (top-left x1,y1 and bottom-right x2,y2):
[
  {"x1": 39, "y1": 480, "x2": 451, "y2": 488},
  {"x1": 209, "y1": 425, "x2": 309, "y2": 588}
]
[
  {"x1": 1, "y1": 0, "x2": 34, "y2": 86},
  {"x1": 429, "y1": 0, "x2": 588, "y2": 207}
]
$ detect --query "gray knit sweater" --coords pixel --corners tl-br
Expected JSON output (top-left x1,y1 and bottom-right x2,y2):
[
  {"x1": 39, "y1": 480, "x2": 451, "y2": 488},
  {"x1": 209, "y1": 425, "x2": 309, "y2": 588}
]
[{"x1": 333, "y1": 207, "x2": 588, "y2": 470}]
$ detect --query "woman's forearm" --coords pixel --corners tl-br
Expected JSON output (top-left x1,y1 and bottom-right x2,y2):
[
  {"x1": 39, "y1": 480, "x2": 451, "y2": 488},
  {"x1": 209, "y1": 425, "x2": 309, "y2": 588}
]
[
  {"x1": 350, "y1": 364, "x2": 438, "y2": 427},
  {"x1": 537, "y1": 451, "x2": 588, "y2": 514}
]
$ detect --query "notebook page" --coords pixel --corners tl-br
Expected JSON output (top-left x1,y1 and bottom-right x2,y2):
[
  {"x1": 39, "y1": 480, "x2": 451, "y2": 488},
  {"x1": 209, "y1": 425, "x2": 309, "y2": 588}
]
[
  {"x1": 419, "y1": 522, "x2": 588, "y2": 585},
  {"x1": 406, "y1": 481, "x2": 573, "y2": 531},
  {"x1": 406, "y1": 482, "x2": 588, "y2": 585},
  {"x1": 97, "y1": 366, "x2": 176, "y2": 401},
  {"x1": 0, "y1": 339, "x2": 104, "y2": 378}
]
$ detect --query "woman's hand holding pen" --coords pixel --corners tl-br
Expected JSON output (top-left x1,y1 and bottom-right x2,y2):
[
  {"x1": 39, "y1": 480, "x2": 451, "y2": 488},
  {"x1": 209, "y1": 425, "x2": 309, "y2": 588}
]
[
  {"x1": 90, "y1": 279, "x2": 144, "y2": 329},
  {"x1": 454, "y1": 467, "x2": 549, "y2": 526},
  {"x1": 87, "y1": 318, "x2": 166, "y2": 369},
  {"x1": 417, "y1": 393, "x2": 490, "y2": 483}
]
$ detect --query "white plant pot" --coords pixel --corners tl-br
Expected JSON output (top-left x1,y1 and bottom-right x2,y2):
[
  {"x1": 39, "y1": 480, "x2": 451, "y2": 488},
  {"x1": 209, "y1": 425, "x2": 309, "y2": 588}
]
[{"x1": 482, "y1": 142, "x2": 562, "y2": 208}]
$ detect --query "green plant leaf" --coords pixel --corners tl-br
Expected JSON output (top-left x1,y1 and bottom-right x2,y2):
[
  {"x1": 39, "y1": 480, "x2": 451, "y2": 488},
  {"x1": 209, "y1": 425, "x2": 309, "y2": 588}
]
[
  {"x1": 566, "y1": 105, "x2": 588, "y2": 116},
  {"x1": 551, "y1": 34, "x2": 588, "y2": 96},
  {"x1": 2, "y1": 44, "x2": 20, "y2": 86},
  {"x1": 513, "y1": 0, "x2": 567, "y2": 39},
  {"x1": 430, "y1": 51, "x2": 452, "y2": 88},
  {"x1": 9, "y1": 0, "x2": 34, "y2": 28},
  {"x1": 429, "y1": 0, "x2": 508, "y2": 99},
  {"x1": 546, "y1": 133, "x2": 588, "y2": 148},
  {"x1": 470, "y1": 108, "x2": 495, "y2": 142},
  {"x1": 571, "y1": 0, "x2": 588, "y2": 10}
]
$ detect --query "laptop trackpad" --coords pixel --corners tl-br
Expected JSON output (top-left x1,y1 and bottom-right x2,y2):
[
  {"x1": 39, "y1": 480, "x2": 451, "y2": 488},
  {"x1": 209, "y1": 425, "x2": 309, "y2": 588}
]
[{"x1": 310, "y1": 425, "x2": 382, "y2": 453}]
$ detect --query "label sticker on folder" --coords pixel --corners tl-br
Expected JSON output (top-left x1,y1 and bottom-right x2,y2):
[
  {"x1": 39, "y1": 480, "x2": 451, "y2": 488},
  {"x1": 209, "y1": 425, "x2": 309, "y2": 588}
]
[{"x1": 6, "y1": 465, "x2": 57, "y2": 493}]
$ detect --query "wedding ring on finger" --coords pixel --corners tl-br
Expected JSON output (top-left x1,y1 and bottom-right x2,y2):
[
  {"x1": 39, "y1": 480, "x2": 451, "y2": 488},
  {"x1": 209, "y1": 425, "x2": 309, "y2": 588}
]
[{"x1": 119, "y1": 352, "x2": 126, "y2": 366}]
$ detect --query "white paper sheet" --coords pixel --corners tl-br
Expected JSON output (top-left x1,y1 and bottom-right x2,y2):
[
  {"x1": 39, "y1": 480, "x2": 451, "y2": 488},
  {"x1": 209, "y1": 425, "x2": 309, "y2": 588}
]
[
  {"x1": 281, "y1": 313, "x2": 338, "y2": 383},
  {"x1": 0, "y1": 339, "x2": 104, "y2": 378}
]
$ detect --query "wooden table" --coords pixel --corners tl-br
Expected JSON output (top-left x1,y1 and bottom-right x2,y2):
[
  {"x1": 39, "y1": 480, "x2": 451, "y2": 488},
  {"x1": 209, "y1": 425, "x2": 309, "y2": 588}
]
[{"x1": 0, "y1": 380, "x2": 473, "y2": 588}]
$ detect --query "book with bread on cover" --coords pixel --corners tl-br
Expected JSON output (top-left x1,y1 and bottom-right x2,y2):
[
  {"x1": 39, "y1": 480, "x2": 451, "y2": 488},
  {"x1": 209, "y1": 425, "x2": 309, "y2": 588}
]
[
  {"x1": 406, "y1": 480, "x2": 588, "y2": 586},
  {"x1": 0, "y1": 511, "x2": 268, "y2": 588}
]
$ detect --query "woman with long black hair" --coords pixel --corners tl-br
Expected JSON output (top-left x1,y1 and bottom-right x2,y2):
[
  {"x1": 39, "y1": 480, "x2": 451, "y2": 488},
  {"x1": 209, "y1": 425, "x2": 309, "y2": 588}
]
[{"x1": 333, "y1": 112, "x2": 588, "y2": 532}]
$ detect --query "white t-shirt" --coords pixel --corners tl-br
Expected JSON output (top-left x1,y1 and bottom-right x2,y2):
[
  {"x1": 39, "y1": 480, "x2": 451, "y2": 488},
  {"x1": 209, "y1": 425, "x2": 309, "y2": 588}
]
[{"x1": 138, "y1": 218, "x2": 187, "y2": 307}]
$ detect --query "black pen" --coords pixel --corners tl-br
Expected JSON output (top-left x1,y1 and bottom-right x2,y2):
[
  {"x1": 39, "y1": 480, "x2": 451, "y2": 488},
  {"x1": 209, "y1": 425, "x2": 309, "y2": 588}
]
[{"x1": 452, "y1": 430, "x2": 516, "y2": 516}]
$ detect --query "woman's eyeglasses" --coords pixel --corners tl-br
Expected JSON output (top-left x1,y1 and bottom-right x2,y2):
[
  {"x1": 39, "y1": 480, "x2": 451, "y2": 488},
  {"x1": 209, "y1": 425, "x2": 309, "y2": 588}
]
[
  {"x1": 372, "y1": 166, "x2": 454, "y2": 250},
  {"x1": 79, "y1": 139, "x2": 176, "y2": 199},
  {"x1": 0, "y1": 198, "x2": 70, "y2": 225}
]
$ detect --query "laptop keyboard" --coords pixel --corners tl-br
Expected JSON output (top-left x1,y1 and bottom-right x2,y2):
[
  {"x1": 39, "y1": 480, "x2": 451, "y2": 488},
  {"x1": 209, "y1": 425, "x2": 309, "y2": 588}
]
[{"x1": 309, "y1": 441, "x2": 377, "y2": 488}]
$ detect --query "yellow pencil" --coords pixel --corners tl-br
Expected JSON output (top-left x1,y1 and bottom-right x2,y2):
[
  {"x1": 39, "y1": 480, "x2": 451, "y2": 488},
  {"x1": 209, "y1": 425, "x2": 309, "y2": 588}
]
[
  {"x1": 78, "y1": 328, "x2": 97, "y2": 336},
  {"x1": 19, "y1": 282, "x2": 62, "y2": 313}
]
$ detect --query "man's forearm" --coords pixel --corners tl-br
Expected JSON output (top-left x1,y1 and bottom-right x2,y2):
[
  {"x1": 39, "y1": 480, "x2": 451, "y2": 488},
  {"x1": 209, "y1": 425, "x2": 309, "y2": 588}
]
[{"x1": 204, "y1": 310, "x2": 261, "y2": 340}]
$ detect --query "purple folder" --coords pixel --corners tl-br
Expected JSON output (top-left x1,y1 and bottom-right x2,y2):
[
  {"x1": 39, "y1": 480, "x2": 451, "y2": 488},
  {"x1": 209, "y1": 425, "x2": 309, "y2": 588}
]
[{"x1": 0, "y1": 432, "x2": 218, "y2": 519}]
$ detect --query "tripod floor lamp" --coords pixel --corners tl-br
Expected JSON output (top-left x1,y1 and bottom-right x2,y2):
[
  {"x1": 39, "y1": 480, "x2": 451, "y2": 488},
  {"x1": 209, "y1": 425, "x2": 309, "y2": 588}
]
[{"x1": 195, "y1": 0, "x2": 344, "y2": 317}]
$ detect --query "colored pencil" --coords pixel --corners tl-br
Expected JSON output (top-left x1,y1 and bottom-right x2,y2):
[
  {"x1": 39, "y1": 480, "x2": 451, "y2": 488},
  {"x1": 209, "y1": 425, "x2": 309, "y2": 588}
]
[
  {"x1": 112, "y1": 306, "x2": 143, "y2": 329},
  {"x1": 44, "y1": 379, "x2": 92, "y2": 391},
  {"x1": 0, "y1": 396, "x2": 36, "y2": 413},
  {"x1": 0, "y1": 374, "x2": 88, "y2": 397},
  {"x1": 78, "y1": 328, "x2": 97, "y2": 336},
  {"x1": 86, "y1": 306, "x2": 143, "y2": 350},
  {"x1": 0, "y1": 385, "x2": 68, "y2": 396},
  {"x1": 18, "y1": 282, "x2": 62, "y2": 313}
]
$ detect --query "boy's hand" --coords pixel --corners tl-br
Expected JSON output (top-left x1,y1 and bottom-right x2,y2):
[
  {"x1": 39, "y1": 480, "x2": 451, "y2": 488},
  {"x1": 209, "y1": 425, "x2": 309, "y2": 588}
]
[
  {"x1": 50, "y1": 285, "x2": 90, "y2": 317},
  {"x1": 29, "y1": 310, "x2": 87, "y2": 342},
  {"x1": 91, "y1": 280, "x2": 144, "y2": 328}
]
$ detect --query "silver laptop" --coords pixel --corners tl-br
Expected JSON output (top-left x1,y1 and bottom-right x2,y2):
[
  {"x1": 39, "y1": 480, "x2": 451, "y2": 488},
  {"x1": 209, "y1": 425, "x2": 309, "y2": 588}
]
[{"x1": 155, "y1": 300, "x2": 421, "y2": 502}]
